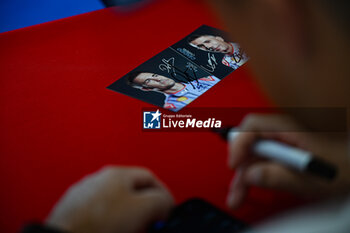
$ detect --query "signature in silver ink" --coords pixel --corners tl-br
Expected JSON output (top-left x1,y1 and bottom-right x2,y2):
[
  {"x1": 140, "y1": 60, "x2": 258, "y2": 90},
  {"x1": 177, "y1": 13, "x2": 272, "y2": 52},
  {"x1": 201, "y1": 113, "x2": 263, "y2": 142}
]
[
  {"x1": 159, "y1": 57, "x2": 176, "y2": 75},
  {"x1": 201, "y1": 53, "x2": 218, "y2": 73},
  {"x1": 158, "y1": 58, "x2": 199, "y2": 89}
]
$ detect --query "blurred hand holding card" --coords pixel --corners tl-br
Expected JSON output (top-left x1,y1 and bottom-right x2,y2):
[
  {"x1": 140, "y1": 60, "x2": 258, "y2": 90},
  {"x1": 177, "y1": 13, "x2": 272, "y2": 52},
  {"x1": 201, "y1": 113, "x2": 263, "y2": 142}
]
[{"x1": 107, "y1": 25, "x2": 248, "y2": 112}]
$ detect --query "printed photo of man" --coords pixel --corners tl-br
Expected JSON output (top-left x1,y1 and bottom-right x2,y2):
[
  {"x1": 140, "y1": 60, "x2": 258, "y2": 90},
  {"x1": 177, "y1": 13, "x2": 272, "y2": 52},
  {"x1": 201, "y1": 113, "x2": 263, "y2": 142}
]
[
  {"x1": 188, "y1": 34, "x2": 248, "y2": 69},
  {"x1": 126, "y1": 71, "x2": 219, "y2": 111}
]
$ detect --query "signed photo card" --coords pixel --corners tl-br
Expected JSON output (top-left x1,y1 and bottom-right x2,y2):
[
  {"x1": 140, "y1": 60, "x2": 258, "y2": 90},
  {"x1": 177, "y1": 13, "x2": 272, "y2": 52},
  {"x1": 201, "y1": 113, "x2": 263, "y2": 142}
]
[{"x1": 108, "y1": 25, "x2": 248, "y2": 112}]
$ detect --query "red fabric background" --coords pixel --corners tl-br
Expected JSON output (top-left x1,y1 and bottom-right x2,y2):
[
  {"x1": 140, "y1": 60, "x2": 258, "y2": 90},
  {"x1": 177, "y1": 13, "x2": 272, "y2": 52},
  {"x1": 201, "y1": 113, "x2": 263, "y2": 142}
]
[{"x1": 0, "y1": 0, "x2": 300, "y2": 232}]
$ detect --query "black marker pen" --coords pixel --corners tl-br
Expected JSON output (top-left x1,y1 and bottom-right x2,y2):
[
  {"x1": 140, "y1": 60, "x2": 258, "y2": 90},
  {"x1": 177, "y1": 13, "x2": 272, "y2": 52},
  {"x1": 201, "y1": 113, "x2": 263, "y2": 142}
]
[{"x1": 215, "y1": 127, "x2": 338, "y2": 180}]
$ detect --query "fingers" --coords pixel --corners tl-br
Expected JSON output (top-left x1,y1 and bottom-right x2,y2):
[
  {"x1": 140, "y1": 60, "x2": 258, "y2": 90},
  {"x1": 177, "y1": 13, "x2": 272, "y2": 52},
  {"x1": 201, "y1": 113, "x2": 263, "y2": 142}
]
[
  {"x1": 228, "y1": 114, "x2": 301, "y2": 170},
  {"x1": 227, "y1": 167, "x2": 249, "y2": 209},
  {"x1": 99, "y1": 166, "x2": 174, "y2": 220},
  {"x1": 226, "y1": 160, "x2": 333, "y2": 209},
  {"x1": 244, "y1": 162, "x2": 304, "y2": 191},
  {"x1": 228, "y1": 131, "x2": 256, "y2": 169},
  {"x1": 227, "y1": 162, "x2": 306, "y2": 209},
  {"x1": 227, "y1": 114, "x2": 313, "y2": 209}
]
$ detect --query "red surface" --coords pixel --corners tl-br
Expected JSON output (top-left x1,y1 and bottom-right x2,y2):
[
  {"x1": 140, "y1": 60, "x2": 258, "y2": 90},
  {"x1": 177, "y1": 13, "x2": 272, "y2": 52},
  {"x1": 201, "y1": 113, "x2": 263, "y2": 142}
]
[{"x1": 0, "y1": 0, "x2": 300, "y2": 232}]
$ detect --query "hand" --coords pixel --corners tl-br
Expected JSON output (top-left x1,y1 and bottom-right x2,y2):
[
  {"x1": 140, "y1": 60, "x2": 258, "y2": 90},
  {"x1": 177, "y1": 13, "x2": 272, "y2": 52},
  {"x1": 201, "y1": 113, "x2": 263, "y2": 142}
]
[
  {"x1": 46, "y1": 166, "x2": 174, "y2": 233},
  {"x1": 226, "y1": 114, "x2": 350, "y2": 209}
]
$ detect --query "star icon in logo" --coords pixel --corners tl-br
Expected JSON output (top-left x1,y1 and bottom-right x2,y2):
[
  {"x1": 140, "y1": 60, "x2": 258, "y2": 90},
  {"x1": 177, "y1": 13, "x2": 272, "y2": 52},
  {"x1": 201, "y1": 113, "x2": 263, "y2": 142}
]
[{"x1": 150, "y1": 110, "x2": 161, "y2": 122}]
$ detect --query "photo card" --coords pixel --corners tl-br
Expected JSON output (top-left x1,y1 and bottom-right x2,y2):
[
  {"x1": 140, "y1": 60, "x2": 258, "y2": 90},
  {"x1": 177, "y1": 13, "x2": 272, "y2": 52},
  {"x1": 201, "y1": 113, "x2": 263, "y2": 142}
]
[{"x1": 107, "y1": 25, "x2": 248, "y2": 112}]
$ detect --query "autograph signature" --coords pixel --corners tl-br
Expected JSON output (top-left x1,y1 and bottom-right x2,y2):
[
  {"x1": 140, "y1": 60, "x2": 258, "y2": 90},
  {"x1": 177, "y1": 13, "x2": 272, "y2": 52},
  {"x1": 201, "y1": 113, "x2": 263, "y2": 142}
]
[
  {"x1": 159, "y1": 57, "x2": 176, "y2": 75},
  {"x1": 201, "y1": 53, "x2": 218, "y2": 73},
  {"x1": 158, "y1": 57, "x2": 199, "y2": 89}
]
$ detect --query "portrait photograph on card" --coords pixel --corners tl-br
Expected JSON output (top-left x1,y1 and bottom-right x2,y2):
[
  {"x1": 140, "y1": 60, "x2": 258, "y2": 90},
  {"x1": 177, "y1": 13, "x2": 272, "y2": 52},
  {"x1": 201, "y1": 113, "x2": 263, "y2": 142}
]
[{"x1": 171, "y1": 25, "x2": 249, "y2": 78}]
